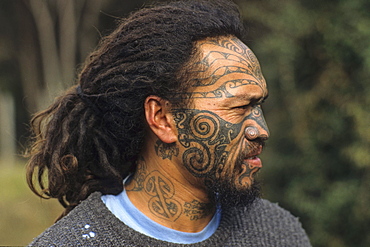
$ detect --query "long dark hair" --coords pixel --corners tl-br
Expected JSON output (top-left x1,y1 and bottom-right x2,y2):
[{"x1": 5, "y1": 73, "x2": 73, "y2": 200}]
[{"x1": 26, "y1": 0, "x2": 243, "y2": 219}]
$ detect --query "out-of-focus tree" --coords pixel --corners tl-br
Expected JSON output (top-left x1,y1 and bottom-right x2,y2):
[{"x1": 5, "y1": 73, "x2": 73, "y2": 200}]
[
  {"x1": 0, "y1": 0, "x2": 149, "y2": 158},
  {"x1": 9, "y1": 0, "x2": 154, "y2": 113},
  {"x1": 236, "y1": 0, "x2": 370, "y2": 246},
  {"x1": 1, "y1": 0, "x2": 107, "y2": 157},
  {"x1": 13, "y1": 0, "x2": 104, "y2": 112}
]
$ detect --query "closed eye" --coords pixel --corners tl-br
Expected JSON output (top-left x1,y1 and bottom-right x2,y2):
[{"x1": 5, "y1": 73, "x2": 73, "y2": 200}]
[
  {"x1": 235, "y1": 104, "x2": 250, "y2": 109},
  {"x1": 234, "y1": 100, "x2": 263, "y2": 109},
  {"x1": 230, "y1": 94, "x2": 268, "y2": 111}
]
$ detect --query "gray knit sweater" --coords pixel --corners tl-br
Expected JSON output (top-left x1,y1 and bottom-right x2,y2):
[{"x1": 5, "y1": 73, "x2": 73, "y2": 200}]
[{"x1": 29, "y1": 192, "x2": 311, "y2": 246}]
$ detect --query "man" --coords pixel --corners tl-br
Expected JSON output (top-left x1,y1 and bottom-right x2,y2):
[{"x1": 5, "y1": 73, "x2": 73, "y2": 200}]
[{"x1": 27, "y1": 0, "x2": 311, "y2": 246}]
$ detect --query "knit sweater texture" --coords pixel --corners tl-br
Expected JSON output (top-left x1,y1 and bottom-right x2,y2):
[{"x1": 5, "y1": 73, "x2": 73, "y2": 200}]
[{"x1": 29, "y1": 192, "x2": 311, "y2": 246}]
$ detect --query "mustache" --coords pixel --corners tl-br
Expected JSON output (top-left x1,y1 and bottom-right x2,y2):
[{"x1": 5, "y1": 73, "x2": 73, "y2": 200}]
[
  {"x1": 233, "y1": 139, "x2": 266, "y2": 167},
  {"x1": 244, "y1": 139, "x2": 266, "y2": 157}
]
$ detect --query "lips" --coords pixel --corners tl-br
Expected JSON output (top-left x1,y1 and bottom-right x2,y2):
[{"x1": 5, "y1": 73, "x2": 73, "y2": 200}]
[
  {"x1": 244, "y1": 156, "x2": 262, "y2": 168},
  {"x1": 244, "y1": 146, "x2": 263, "y2": 168}
]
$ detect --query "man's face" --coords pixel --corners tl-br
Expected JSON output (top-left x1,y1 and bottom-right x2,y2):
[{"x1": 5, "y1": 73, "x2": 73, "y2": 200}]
[{"x1": 172, "y1": 36, "x2": 269, "y2": 206}]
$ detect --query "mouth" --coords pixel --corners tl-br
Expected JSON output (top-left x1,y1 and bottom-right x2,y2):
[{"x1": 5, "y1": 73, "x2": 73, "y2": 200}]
[
  {"x1": 244, "y1": 156, "x2": 262, "y2": 168},
  {"x1": 244, "y1": 146, "x2": 263, "y2": 168}
]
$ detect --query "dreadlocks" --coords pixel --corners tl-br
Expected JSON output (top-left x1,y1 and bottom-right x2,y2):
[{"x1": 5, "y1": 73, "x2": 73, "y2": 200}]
[{"x1": 26, "y1": 0, "x2": 243, "y2": 219}]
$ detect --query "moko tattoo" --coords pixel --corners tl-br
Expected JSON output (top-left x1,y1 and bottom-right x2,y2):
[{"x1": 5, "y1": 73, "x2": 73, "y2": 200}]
[{"x1": 154, "y1": 139, "x2": 179, "y2": 160}]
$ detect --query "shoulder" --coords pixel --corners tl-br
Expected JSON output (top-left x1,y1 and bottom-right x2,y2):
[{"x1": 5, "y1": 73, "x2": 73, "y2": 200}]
[
  {"x1": 225, "y1": 198, "x2": 312, "y2": 246},
  {"x1": 28, "y1": 192, "x2": 122, "y2": 246},
  {"x1": 249, "y1": 198, "x2": 304, "y2": 226}
]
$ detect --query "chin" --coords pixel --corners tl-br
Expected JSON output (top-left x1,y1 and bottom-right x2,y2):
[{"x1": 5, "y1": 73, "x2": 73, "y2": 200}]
[
  {"x1": 235, "y1": 162, "x2": 260, "y2": 189},
  {"x1": 205, "y1": 151, "x2": 262, "y2": 209},
  {"x1": 205, "y1": 175, "x2": 261, "y2": 210}
]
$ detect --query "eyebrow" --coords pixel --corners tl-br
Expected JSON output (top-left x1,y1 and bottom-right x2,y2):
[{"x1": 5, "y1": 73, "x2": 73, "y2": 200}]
[{"x1": 234, "y1": 92, "x2": 269, "y2": 105}]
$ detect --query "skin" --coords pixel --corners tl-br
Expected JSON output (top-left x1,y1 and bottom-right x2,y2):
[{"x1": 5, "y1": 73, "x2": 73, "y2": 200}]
[{"x1": 125, "y1": 36, "x2": 269, "y2": 233}]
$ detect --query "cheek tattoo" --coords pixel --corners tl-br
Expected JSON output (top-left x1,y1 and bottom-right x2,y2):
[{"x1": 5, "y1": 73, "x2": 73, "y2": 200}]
[
  {"x1": 154, "y1": 140, "x2": 179, "y2": 160},
  {"x1": 173, "y1": 106, "x2": 267, "y2": 178}
]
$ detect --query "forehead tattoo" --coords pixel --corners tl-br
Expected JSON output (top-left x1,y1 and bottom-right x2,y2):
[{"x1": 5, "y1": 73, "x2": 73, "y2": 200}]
[{"x1": 178, "y1": 37, "x2": 267, "y2": 99}]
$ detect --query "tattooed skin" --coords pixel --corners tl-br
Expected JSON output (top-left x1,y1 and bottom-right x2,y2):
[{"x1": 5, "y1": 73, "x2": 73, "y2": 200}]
[
  {"x1": 183, "y1": 200, "x2": 213, "y2": 221},
  {"x1": 173, "y1": 37, "x2": 267, "y2": 101},
  {"x1": 173, "y1": 106, "x2": 267, "y2": 189},
  {"x1": 126, "y1": 36, "x2": 268, "y2": 227},
  {"x1": 127, "y1": 159, "x2": 182, "y2": 221},
  {"x1": 126, "y1": 157, "x2": 147, "y2": 191},
  {"x1": 172, "y1": 36, "x2": 269, "y2": 195},
  {"x1": 155, "y1": 139, "x2": 179, "y2": 160},
  {"x1": 144, "y1": 170, "x2": 182, "y2": 221}
]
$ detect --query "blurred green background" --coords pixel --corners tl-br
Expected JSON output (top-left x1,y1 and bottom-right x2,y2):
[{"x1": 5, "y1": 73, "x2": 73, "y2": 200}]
[{"x1": 0, "y1": 0, "x2": 369, "y2": 246}]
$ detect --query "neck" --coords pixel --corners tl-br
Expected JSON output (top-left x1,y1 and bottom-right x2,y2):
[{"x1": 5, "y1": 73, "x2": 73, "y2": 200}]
[{"x1": 125, "y1": 148, "x2": 216, "y2": 233}]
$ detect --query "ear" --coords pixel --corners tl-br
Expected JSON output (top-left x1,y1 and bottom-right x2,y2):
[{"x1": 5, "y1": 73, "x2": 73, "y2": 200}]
[{"x1": 144, "y1": 96, "x2": 177, "y2": 143}]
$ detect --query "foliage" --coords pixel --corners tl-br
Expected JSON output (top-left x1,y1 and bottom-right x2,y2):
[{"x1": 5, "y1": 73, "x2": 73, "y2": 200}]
[{"x1": 236, "y1": 0, "x2": 370, "y2": 246}]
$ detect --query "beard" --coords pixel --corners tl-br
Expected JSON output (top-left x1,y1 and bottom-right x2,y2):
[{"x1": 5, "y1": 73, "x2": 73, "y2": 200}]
[
  {"x1": 205, "y1": 176, "x2": 261, "y2": 211},
  {"x1": 204, "y1": 142, "x2": 262, "y2": 210}
]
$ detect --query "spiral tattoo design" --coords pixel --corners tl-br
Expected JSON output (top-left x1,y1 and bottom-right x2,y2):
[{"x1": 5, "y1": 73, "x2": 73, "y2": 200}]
[{"x1": 173, "y1": 107, "x2": 267, "y2": 178}]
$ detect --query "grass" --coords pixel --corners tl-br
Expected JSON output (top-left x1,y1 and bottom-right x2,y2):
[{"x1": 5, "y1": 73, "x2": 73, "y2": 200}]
[{"x1": 0, "y1": 163, "x2": 62, "y2": 246}]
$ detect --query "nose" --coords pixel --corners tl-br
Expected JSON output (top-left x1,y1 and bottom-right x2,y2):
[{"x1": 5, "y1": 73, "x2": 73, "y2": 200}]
[
  {"x1": 244, "y1": 107, "x2": 270, "y2": 141},
  {"x1": 245, "y1": 125, "x2": 269, "y2": 141}
]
